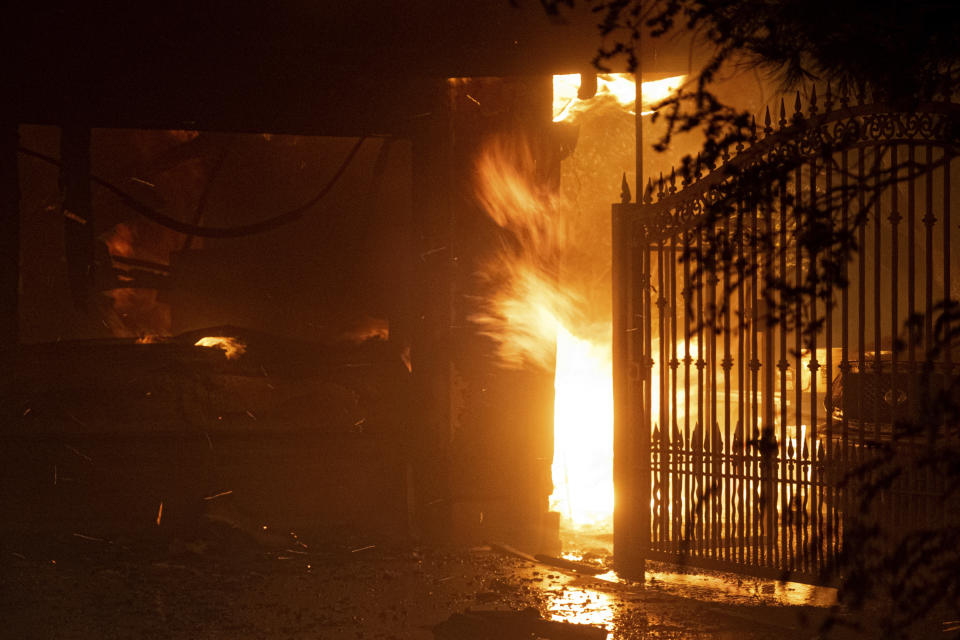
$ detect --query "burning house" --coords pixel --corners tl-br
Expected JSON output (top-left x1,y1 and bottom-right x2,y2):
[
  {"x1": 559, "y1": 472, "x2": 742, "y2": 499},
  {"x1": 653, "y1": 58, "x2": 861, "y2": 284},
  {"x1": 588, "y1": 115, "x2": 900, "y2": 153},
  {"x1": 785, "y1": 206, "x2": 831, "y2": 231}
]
[
  {"x1": 3, "y1": 2, "x2": 960, "y2": 638},
  {"x1": 2, "y1": 3, "x2": 693, "y2": 552}
]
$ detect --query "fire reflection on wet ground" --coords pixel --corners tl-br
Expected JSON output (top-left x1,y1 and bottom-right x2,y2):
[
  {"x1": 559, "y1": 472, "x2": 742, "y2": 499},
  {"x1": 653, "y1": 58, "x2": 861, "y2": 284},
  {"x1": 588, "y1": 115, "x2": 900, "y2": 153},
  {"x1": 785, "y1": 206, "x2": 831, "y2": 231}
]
[
  {"x1": 3, "y1": 536, "x2": 837, "y2": 639},
  {"x1": 539, "y1": 560, "x2": 837, "y2": 638},
  {"x1": 547, "y1": 581, "x2": 617, "y2": 628}
]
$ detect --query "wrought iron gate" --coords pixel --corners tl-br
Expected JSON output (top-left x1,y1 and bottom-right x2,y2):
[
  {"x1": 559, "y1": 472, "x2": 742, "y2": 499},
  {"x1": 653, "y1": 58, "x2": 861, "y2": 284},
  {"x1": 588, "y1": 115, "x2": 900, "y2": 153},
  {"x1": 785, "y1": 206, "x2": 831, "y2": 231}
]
[{"x1": 613, "y1": 92, "x2": 960, "y2": 584}]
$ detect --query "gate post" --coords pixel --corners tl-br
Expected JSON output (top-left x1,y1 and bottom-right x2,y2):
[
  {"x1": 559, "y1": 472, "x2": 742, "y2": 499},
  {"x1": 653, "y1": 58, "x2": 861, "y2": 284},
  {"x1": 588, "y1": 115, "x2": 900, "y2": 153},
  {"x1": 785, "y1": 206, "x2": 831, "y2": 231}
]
[{"x1": 613, "y1": 200, "x2": 648, "y2": 578}]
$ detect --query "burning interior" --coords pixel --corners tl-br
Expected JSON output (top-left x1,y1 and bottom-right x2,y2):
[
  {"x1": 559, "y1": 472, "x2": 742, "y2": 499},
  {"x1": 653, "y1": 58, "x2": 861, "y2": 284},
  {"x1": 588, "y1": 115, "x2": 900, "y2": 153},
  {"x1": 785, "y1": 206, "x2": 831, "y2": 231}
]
[
  {"x1": 5, "y1": 69, "x2": 691, "y2": 554},
  {"x1": 5, "y1": 27, "x2": 695, "y2": 553}
]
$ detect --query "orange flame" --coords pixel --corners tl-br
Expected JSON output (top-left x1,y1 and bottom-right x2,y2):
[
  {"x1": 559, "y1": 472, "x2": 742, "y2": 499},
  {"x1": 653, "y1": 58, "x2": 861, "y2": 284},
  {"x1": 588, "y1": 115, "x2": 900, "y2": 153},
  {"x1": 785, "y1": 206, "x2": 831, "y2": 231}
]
[
  {"x1": 194, "y1": 336, "x2": 247, "y2": 360},
  {"x1": 552, "y1": 327, "x2": 614, "y2": 527},
  {"x1": 553, "y1": 73, "x2": 686, "y2": 123},
  {"x1": 472, "y1": 134, "x2": 614, "y2": 530},
  {"x1": 470, "y1": 136, "x2": 582, "y2": 370},
  {"x1": 472, "y1": 74, "x2": 683, "y2": 533}
]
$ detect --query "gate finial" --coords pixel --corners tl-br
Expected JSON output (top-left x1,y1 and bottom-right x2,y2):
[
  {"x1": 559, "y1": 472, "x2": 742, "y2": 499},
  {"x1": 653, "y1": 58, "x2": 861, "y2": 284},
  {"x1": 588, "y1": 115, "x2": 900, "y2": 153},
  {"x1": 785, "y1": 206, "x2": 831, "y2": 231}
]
[
  {"x1": 712, "y1": 422, "x2": 723, "y2": 448},
  {"x1": 809, "y1": 85, "x2": 818, "y2": 115},
  {"x1": 779, "y1": 98, "x2": 787, "y2": 128},
  {"x1": 620, "y1": 172, "x2": 632, "y2": 204},
  {"x1": 794, "y1": 90, "x2": 803, "y2": 121},
  {"x1": 764, "y1": 105, "x2": 773, "y2": 135}
]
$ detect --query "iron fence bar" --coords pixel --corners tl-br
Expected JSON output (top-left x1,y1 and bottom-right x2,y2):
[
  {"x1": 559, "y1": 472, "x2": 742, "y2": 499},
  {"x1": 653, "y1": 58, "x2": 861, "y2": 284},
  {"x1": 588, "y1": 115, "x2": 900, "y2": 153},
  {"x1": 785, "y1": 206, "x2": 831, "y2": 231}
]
[
  {"x1": 709, "y1": 248, "x2": 720, "y2": 560},
  {"x1": 937, "y1": 149, "x2": 952, "y2": 533},
  {"x1": 662, "y1": 240, "x2": 668, "y2": 552},
  {"x1": 906, "y1": 144, "x2": 923, "y2": 536},
  {"x1": 840, "y1": 144, "x2": 850, "y2": 563},
  {"x1": 741, "y1": 204, "x2": 750, "y2": 566},
  {"x1": 683, "y1": 230, "x2": 694, "y2": 553},
  {"x1": 723, "y1": 208, "x2": 734, "y2": 564},
  {"x1": 794, "y1": 156, "x2": 805, "y2": 574},
  {"x1": 696, "y1": 227, "x2": 706, "y2": 556},
  {"x1": 779, "y1": 164, "x2": 791, "y2": 573},
  {"x1": 825, "y1": 140, "x2": 836, "y2": 566},
  {"x1": 890, "y1": 144, "x2": 902, "y2": 539},
  {"x1": 751, "y1": 202, "x2": 762, "y2": 569},
  {"x1": 763, "y1": 176, "x2": 778, "y2": 569},
  {"x1": 670, "y1": 236, "x2": 682, "y2": 552},
  {"x1": 858, "y1": 146, "x2": 867, "y2": 459},
  {"x1": 809, "y1": 148, "x2": 821, "y2": 574},
  {"x1": 944, "y1": 150, "x2": 952, "y2": 366},
  {"x1": 651, "y1": 245, "x2": 660, "y2": 551},
  {"x1": 750, "y1": 197, "x2": 763, "y2": 567},
  {"x1": 651, "y1": 242, "x2": 660, "y2": 551},
  {"x1": 926, "y1": 145, "x2": 935, "y2": 355},
  {"x1": 658, "y1": 243, "x2": 668, "y2": 550},
  {"x1": 874, "y1": 144, "x2": 883, "y2": 449},
  {"x1": 907, "y1": 146, "x2": 918, "y2": 536},
  {"x1": 642, "y1": 241, "x2": 654, "y2": 561},
  {"x1": 750, "y1": 195, "x2": 762, "y2": 568},
  {"x1": 748, "y1": 246, "x2": 754, "y2": 569},
  {"x1": 908, "y1": 143, "x2": 917, "y2": 366}
]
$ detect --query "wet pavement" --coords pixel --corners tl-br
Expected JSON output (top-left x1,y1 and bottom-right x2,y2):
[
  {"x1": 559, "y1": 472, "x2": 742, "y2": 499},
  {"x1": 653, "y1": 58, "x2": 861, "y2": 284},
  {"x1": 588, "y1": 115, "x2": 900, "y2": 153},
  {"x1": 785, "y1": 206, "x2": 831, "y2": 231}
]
[{"x1": 0, "y1": 532, "x2": 851, "y2": 639}]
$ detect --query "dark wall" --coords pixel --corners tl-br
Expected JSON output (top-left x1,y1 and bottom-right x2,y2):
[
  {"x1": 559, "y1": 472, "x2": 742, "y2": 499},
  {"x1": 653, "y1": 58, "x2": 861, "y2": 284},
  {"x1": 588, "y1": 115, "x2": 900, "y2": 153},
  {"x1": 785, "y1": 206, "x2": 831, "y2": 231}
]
[{"x1": 16, "y1": 127, "x2": 413, "y2": 344}]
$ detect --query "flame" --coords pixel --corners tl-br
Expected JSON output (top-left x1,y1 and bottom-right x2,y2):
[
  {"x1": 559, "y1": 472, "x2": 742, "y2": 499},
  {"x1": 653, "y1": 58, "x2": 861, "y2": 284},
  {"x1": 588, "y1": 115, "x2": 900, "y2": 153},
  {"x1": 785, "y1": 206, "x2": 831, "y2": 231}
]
[
  {"x1": 552, "y1": 73, "x2": 686, "y2": 123},
  {"x1": 101, "y1": 222, "x2": 173, "y2": 338},
  {"x1": 470, "y1": 135, "x2": 580, "y2": 370},
  {"x1": 194, "y1": 336, "x2": 247, "y2": 360},
  {"x1": 551, "y1": 327, "x2": 614, "y2": 527},
  {"x1": 471, "y1": 74, "x2": 682, "y2": 533},
  {"x1": 99, "y1": 130, "x2": 213, "y2": 339},
  {"x1": 472, "y1": 134, "x2": 614, "y2": 531}
]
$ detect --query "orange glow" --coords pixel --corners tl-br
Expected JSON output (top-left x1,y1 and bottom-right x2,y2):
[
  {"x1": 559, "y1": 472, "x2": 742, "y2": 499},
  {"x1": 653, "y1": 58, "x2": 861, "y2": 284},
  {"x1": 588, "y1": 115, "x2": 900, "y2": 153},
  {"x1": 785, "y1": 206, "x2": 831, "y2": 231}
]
[
  {"x1": 551, "y1": 327, "x2": 614, "y2": 528},
  {"x1": 471, "y1": 74, "x2": 678, "y2": 534},
  {"x1": 470, "y1": 135, "x2": 578, "y2": 370},
  {"x1": 548, "y1": 583, "x2": 615, "y2": 629},
  {"x1": 194, "y1": 336, "x2": 247, "y2": 360},
  {"x1": 472, "y1": 134, "x2": 614, "y2": 531},
  {"x1": 102, "y1": 222, "x2": 172, "y2": 338},
  {"x1": 552, "y1": 73, "x2": 686, "y2": 122},
  {"x1": 341, "y1": 317, "x2": 390, "y2": 343}
]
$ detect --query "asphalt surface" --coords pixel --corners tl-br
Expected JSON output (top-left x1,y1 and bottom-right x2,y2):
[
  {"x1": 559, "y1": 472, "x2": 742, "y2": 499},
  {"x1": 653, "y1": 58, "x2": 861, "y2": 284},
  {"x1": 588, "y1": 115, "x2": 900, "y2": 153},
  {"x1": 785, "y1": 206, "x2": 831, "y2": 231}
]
[{"x1": 0, "y1": 530, "x2": 850, "y2": 640}]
